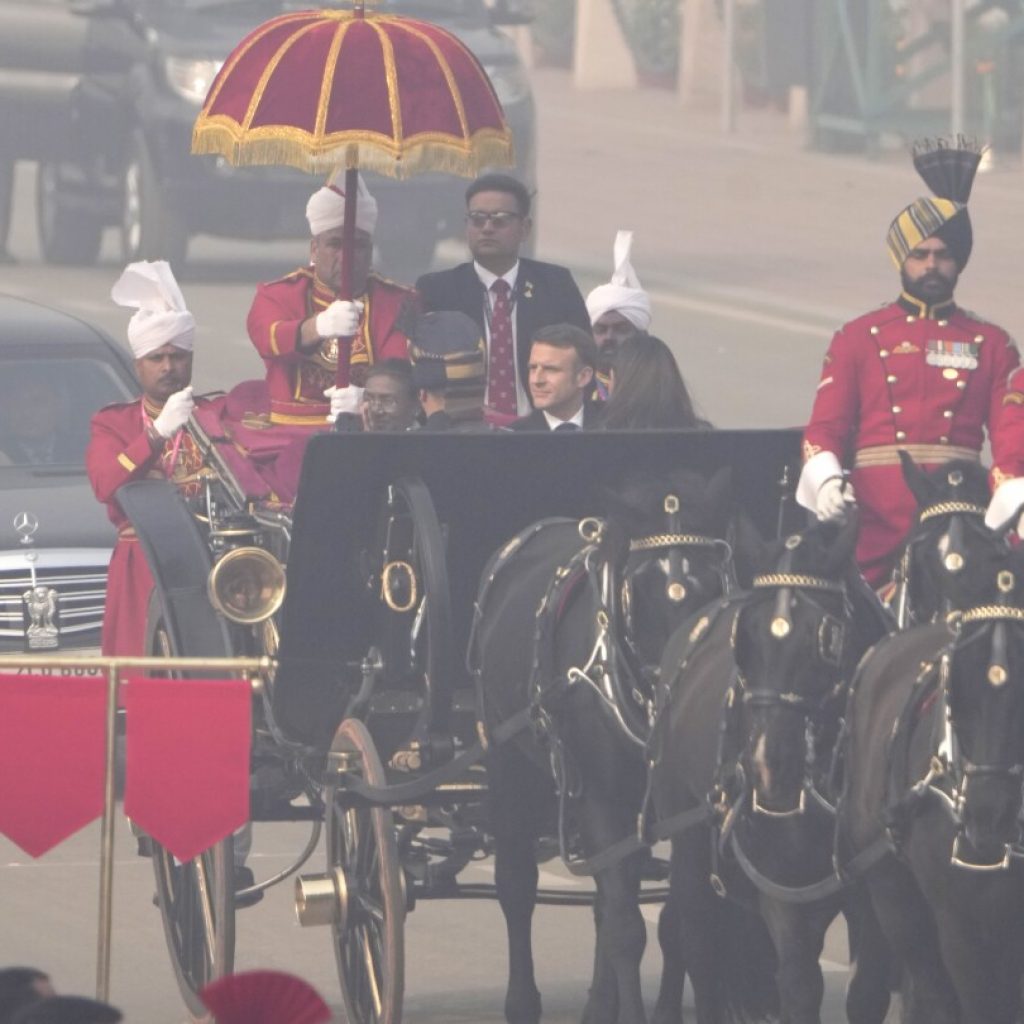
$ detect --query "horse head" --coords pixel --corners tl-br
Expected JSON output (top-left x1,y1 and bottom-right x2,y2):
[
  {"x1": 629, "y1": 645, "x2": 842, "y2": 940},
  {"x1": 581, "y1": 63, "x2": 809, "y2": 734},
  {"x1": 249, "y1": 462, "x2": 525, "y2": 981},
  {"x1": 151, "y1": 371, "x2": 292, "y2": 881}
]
[
  {"x1": 942, "y1": 548, "x2": 1024, "y2": 868},
  {"x1": 601, "y1": 465, "x2": 734, "y2": 669},
  {"x1": 731, "y1": 515, "x2": 859, "y2": 817},
  {"x1": 897, "y1": 453, "x2": 1001, "y2": 624}
]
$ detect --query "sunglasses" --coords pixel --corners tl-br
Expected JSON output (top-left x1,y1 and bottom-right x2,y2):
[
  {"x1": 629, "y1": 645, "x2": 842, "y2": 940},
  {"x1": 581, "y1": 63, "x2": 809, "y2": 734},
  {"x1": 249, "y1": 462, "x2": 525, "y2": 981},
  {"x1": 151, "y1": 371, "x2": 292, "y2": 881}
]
[{"x1": 466, "y1": 210, "x2": 521, "y2": 228}]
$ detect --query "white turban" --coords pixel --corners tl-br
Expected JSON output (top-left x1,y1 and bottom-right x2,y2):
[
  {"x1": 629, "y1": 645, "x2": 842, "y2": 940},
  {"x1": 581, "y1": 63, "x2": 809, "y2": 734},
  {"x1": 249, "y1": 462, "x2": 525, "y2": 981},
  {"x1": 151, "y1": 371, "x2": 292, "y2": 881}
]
[
  {"x1": 111, "y1": 260, "x2": 195, "y2": 359},
  {"x1": 306, "y1": 168, "x2": 378, "y2": 237},
  {"x1": 585, "y1": 230, "x2": 652, "y2": 332}
]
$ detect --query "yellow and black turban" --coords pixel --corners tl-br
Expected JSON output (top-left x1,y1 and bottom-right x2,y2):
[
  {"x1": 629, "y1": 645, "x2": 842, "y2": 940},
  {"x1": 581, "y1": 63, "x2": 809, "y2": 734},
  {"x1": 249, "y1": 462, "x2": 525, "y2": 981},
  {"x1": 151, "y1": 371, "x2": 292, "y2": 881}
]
[{"x1": 886, "y1": 138, "x2": 983, "y2": 269}]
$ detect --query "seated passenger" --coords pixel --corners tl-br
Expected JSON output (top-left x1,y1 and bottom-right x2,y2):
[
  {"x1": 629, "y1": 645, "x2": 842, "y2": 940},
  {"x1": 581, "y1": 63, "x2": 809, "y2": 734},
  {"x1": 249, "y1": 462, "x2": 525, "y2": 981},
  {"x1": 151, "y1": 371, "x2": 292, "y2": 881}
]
[
  {"x1": 508, "y1": 324, "x2": 602, "y2": 431},
  {"x1": 0, "y1": 369, "x2": 77, "y2": 465},
  {"x1": 601, "y1": 333, "x2": 710, "y2": 430},
  {"x1": 246, "y1": 170, "x2": 419, "y2": 427},
  {"x1": 332, "y1": 360, "x2": 420, "y2": 434},
  {"x1": 408, "y1": 311, "x2": 488, "y2": 431},
  {"x1": 585, "y1": 230, "x2": 652, "y2": 399}
]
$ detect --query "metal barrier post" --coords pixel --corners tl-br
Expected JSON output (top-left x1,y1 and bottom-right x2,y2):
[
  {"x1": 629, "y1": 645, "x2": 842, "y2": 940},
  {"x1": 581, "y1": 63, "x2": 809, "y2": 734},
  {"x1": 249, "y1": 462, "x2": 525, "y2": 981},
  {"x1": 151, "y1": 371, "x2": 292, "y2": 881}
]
[
  {"x1": 722, "y1": 0, "x2": 737, "y2": 133},
  {"x1": 951, "y1": 0, "x2": 965, "y2": 136},
  {"x1": 96, "y1": 662, "x2": 119, "y2": 1001}
]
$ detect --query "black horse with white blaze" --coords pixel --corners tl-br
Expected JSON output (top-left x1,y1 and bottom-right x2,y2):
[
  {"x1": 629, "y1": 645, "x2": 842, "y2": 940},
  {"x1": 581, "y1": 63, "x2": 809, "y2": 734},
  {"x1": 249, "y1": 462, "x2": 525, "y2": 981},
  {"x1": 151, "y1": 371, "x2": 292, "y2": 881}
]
[{"x1": 470, "y1": 468, "x2": 734, "y2": 1024}]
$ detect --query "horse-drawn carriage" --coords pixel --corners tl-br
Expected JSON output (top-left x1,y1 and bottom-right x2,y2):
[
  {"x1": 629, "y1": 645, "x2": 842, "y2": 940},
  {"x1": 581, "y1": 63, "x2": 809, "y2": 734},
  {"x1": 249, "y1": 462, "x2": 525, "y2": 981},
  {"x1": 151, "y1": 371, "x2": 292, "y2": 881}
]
[{"x1": 117, "y1": 419, "x2": 803, "y2": 1022}]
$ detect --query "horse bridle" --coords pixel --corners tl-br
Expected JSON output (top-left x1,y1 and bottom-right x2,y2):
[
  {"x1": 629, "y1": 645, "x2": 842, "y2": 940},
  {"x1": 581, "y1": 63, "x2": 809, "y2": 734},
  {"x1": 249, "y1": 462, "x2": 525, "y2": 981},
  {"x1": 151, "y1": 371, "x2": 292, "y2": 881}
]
[
  {"x1": 729, "y1": 539, "x2": 850, "y2": 819},
  {"x1": 924, "y1": 573, "x2": 1024, "y2": 870},
  {"x1": 894, "y1": 496, "x2": 988, "y2": 627}
]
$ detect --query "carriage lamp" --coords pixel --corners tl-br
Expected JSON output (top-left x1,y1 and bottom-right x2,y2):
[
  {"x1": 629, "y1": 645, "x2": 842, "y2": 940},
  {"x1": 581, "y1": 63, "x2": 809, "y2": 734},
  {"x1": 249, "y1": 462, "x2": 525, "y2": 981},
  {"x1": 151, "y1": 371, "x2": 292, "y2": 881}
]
[{"x1": 207, "y1": 547, "x2": 286, "y2": 624}]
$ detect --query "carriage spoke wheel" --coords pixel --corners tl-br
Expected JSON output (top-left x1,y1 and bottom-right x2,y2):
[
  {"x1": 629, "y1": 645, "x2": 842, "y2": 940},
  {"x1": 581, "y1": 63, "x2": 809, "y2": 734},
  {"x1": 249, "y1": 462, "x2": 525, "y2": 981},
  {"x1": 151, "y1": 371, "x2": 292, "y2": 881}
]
[
  {"x1": 145, "y1": 595, "x2": 236, "y2": 1022},
  {"x1": 327, "y1": 718, "x2": 405, "y2": 1024}
]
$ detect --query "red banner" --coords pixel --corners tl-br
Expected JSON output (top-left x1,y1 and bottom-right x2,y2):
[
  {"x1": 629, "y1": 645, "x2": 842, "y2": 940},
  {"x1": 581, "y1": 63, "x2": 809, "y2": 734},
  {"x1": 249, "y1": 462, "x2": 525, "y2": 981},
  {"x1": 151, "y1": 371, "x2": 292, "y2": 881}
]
[
  {"x1": 0, "y1": 674, "x2": 107, "y2": 857},
  {"x1": 123, "y1": 677, "x2": 250, "y2": 862}
]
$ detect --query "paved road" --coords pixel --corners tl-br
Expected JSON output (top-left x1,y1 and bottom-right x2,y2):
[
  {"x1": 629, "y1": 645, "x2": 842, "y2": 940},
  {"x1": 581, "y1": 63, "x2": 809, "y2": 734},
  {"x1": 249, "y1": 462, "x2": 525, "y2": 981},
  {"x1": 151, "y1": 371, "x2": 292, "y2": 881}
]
[{"x1": 2, "y1": 65, "x2": 993, "y2": 1021}]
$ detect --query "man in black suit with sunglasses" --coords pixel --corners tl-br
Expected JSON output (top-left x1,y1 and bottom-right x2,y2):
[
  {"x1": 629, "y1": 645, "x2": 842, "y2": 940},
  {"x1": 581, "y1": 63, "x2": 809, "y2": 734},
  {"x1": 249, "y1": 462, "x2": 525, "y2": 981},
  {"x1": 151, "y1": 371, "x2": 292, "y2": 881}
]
[{"x1": 416, "y1": 173, "x2": 590, "y2": 427}]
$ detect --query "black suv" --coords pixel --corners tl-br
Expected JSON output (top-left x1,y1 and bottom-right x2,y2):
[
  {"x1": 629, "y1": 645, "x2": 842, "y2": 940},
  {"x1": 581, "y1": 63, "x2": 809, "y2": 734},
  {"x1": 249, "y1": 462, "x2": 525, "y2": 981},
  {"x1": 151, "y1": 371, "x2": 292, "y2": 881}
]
[{"x1": 0, "y1": 0, "x2": 535, "y2": 278}]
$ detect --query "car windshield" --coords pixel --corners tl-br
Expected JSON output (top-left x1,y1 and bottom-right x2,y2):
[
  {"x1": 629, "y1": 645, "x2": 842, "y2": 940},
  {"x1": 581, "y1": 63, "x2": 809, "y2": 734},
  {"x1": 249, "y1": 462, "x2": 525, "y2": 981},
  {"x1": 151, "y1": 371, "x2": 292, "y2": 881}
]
[{"x1": 0, "y1": 358, "x2": 134, "y2": 471}]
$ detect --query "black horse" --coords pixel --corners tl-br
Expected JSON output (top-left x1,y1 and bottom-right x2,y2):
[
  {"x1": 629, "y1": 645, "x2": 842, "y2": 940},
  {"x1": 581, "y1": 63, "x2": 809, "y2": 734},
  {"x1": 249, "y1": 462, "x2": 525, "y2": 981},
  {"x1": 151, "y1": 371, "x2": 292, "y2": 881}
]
[
  {"x1": 890, "y1": 454, "x2": 993, "y2": 626},
  {"x1": 650, "y1": 517, "x2": 893, "y2": 1024},
  {"x1": 470, "y1": 467, "x2": 734, "y2": 1024},
  {"x1": 839, "y1": 532, "x2": 1024, "y2": 1024}
]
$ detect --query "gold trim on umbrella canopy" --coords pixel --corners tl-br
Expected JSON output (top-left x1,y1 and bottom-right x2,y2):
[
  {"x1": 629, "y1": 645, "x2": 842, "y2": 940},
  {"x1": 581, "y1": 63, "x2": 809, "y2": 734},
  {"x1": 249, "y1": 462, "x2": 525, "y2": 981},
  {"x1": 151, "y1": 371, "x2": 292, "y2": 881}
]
[{"x1": 191, "y1": 8, "x2": 515, "y2": 178}]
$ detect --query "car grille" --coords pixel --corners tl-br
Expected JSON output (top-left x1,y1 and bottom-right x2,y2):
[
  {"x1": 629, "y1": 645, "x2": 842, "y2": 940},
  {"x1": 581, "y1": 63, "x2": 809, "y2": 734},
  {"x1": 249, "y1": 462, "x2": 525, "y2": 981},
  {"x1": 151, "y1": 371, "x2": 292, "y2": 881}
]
[{"x1": 0, "y1": 550, "x2": 110, "y2": 651}]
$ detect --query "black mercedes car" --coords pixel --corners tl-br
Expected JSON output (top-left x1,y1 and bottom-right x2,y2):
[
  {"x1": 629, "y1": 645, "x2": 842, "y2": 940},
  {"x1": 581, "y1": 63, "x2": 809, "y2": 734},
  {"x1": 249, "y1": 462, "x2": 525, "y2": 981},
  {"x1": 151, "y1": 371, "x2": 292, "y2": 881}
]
[
  {"x1": 0, "y1": 296, "x2": 139, "y2": 656},
  {"x1": 0, "y1": 0, "x2": 535, "y2": 279}
]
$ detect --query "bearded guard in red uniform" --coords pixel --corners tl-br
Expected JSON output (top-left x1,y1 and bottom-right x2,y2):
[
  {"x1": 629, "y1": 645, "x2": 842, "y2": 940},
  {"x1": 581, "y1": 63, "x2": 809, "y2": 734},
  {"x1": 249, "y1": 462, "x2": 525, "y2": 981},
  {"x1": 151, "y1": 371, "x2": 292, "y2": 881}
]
[
  {"x1": 798, "y1": 139, "x2": 1024, "y2": 585},
  {"x1": 86, "y1": 261, "x2": 207, "y2": 656},
  {"x1": 246, "y1": 171, "x2": 419, "y2": 427}
]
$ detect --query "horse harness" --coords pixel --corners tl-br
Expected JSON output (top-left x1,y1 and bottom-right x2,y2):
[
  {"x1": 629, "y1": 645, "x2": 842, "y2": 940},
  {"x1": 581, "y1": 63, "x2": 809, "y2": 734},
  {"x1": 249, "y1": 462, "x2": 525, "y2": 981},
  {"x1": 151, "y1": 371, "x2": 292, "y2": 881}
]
[
  {"x1": 880, "y1": 573, "x2": 1024, "y2": 872},
  {"x1": 469, "y1": 501, "x2": 733, "y2": 876},
  {"x1": 891, "y1": 494, "x2": 988, "y2": 628}
]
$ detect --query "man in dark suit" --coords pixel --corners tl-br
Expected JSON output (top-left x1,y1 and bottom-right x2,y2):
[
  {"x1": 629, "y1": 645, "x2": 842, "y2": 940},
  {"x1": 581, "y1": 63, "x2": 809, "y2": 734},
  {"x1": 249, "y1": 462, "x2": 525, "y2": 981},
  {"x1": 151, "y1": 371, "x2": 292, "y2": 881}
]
[
  {"x1": 508, "y1": 324, "x2": 603, "y2": 432},
  {"x1": 415, "y1": 173, "x2": 591, "y2": 426}
]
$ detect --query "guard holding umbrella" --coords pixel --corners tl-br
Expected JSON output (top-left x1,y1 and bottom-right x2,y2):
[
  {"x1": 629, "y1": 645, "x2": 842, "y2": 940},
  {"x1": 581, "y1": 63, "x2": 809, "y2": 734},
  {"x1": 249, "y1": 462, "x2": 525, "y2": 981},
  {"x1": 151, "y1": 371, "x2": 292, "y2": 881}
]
[{"x1": 246, "y1": 172, "x2": 419, "y2": 427}]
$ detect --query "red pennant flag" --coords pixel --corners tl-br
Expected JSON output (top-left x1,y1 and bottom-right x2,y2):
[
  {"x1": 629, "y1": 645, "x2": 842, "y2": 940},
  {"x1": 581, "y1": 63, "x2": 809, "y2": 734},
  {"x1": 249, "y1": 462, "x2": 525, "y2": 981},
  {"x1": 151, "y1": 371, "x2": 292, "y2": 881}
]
[
  {"x1": 0, "y1": 674, "x2": 107, "y2": 857},
  {"x1": 123, "y1": 677, "x2": 251, "y2": 862}
]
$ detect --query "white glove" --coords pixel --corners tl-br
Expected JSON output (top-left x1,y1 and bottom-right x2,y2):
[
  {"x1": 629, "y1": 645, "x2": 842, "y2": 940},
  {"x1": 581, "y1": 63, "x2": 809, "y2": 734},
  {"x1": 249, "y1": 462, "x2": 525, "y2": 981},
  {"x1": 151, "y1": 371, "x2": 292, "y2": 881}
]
[
  {"x1": 816, "y1": 476, "x2": 855, "y2": 522},
  {"x1": 324, "y1": 385, "x2": 364, "y2": 423},
  {"x1": 152, "y1": 386, "x2": 194, "y2": 439},
  {"x1": 315, "y1": 300, "x2": 363, "y2": 339}
]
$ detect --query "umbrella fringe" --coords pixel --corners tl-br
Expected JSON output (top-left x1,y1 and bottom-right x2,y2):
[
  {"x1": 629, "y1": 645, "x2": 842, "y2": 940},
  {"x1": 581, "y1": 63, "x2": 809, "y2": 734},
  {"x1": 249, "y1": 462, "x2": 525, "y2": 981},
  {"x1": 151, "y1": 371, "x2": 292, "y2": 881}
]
[{"x1": 193, "y1": 124, "x2": 514, "y2": 180}]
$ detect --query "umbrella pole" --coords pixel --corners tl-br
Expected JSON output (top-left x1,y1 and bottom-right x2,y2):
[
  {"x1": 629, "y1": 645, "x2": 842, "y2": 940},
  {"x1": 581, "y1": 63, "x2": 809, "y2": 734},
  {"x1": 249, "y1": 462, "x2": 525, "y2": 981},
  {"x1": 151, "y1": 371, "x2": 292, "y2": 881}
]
[{"x1": 335, "y1": 166, "x2": 359, "y2": 387}]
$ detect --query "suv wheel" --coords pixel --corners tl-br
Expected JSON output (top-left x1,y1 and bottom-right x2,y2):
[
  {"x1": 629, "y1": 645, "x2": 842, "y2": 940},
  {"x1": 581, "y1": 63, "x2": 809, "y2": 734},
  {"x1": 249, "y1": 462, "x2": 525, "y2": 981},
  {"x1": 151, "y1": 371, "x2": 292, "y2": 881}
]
[
  {"x1": 121, "y1": 132, "x2": 188, "y2": 268},
  {"x1": 36, "y1": 162, "x2": 104, "y2": 266}
]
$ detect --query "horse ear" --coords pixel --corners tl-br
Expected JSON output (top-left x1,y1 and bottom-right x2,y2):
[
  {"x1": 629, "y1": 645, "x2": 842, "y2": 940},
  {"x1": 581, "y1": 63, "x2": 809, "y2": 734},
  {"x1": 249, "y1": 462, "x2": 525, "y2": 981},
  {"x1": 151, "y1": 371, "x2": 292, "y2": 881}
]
[
  {"x1": 899, "y1": 450, "x2": 932, "y2": 508},
  {"x1": 704, "y1": 466, "x2": 733, "y2": 519},
  {"x1": 824, "y1": 507, "x2": 860, "y2": 577},
  {"x1": 730, "y1": 513, "x2": 769, "y2": 589}
]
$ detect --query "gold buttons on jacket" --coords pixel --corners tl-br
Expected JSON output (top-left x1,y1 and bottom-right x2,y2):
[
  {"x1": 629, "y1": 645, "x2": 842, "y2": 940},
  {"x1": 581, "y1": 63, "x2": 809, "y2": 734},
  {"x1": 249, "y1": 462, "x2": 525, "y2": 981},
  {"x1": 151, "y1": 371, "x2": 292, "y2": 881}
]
[
  {"x1": 943, "y1": 368, "x2": 958, "y2": 380},
  {"x1": 879, "y1": 349, "x2": 890, "y2": 358},
  {"x1": 870, "y1": 326, "x2": 880, "y2": 335},
  {"x1": 943, "y1": 410, "x2": 954, "y2": 418},
  {"x1": 896, "y1": 430, "x2": 907, "y2": 440},
  {"x1": 906, "y1": 315, "x2": 916, "y2": 323},
  {"x1": 975, "y1": 334, "x2": 984, "y2": 343},
  {"x1": 938, "y1": 320, "x2": 948, "y2": 327},
  {"x1": 940, "y1": 436, "x2": 950, "y2": 444},
  {"x1": 887, "y1": 374, "x2": 897, "y2": 383},
  {"x1": 956, "y1": 380, "x2": 967, "y2": 390},
  {"x1": 892, "y1": 405, "x2": 902, "y2": 413}
]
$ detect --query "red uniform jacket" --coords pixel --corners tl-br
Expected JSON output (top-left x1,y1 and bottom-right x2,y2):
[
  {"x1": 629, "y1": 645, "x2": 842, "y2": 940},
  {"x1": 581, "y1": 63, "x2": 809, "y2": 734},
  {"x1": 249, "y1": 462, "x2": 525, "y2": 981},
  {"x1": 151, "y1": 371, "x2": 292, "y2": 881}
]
[
  {"x1": 246, "y1": 268, "x2": 419, "y2": 425},
  {"x1": 85, "y1": 398, "x2": 206, "y2": 656},
  {"x1": 802, "y1": 293, "x2": 1024, "y2": 584}
]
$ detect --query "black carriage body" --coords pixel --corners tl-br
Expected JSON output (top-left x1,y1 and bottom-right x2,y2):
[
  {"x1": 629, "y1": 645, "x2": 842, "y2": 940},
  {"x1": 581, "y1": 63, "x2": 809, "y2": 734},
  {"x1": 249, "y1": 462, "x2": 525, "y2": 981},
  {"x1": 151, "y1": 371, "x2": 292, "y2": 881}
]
[{"x1": 273, "y1": 429, "x2": 803, "y2": 749}]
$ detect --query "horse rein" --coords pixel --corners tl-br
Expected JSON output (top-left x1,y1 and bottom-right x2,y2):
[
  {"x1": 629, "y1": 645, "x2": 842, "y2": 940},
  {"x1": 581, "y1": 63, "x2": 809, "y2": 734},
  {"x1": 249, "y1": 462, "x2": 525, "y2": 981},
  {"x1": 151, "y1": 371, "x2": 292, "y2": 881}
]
[{"x1": 904, "y1": 576, "x2": 1024, "y2": 871}]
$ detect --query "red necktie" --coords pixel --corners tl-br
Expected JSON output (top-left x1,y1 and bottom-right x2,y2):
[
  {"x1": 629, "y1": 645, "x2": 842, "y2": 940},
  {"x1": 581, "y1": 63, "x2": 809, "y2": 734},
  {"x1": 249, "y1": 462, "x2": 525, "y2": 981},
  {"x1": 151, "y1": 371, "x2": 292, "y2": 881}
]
[{"x1": 487, "y1": 279, "x2": 516, "y2": 418}]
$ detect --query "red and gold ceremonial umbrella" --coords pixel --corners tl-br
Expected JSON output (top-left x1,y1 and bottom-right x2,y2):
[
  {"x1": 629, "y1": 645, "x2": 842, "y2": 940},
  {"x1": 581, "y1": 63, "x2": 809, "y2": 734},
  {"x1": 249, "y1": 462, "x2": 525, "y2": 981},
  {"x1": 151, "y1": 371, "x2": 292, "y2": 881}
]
[{"x1": 192, "y1": 3, "x2": 515, "y2": 381}]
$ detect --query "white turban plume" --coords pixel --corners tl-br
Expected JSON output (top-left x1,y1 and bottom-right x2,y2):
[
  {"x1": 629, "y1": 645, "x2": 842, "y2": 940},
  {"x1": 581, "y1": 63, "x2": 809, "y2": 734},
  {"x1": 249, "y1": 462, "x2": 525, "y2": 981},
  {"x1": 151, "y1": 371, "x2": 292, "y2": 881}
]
[
  {"x1": 585, "y1": 230, "x2": 652, "y2": 332},
  {"x1": 111, "y1": 260, "x2": 195, "y2": 359},
  {"x1": 306, "y1": 168, "x2": 378, "y2": 237}
]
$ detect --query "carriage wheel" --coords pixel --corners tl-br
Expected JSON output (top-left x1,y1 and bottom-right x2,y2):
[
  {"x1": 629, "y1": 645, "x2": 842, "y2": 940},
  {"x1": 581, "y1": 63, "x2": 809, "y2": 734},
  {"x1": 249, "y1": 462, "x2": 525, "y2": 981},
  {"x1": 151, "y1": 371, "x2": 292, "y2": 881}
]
[
  {"x1": 146, "y1": 596, "x2": 236, "y2": 1022},
  {"x1": 375, "y1": 476, "x2": 453, "y2": 732},
  {"x1": 326, "y1": 718, "x2": 405, "y2": 1024}
]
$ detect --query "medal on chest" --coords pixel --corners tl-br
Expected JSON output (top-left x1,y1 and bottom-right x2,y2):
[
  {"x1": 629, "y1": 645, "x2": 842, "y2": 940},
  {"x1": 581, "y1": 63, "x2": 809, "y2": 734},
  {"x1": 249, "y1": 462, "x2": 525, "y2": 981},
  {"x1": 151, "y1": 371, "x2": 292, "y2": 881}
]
[{"x1": 925, "y1": 339, "x2": 978, "y2": 370}]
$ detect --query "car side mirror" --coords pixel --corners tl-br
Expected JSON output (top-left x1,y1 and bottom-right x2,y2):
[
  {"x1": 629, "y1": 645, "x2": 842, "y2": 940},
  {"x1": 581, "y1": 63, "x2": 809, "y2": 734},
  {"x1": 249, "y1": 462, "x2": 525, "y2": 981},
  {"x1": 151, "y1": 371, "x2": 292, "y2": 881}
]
[{"x1": 487, "y1": 0, "x2": 534, "y2": 26}]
